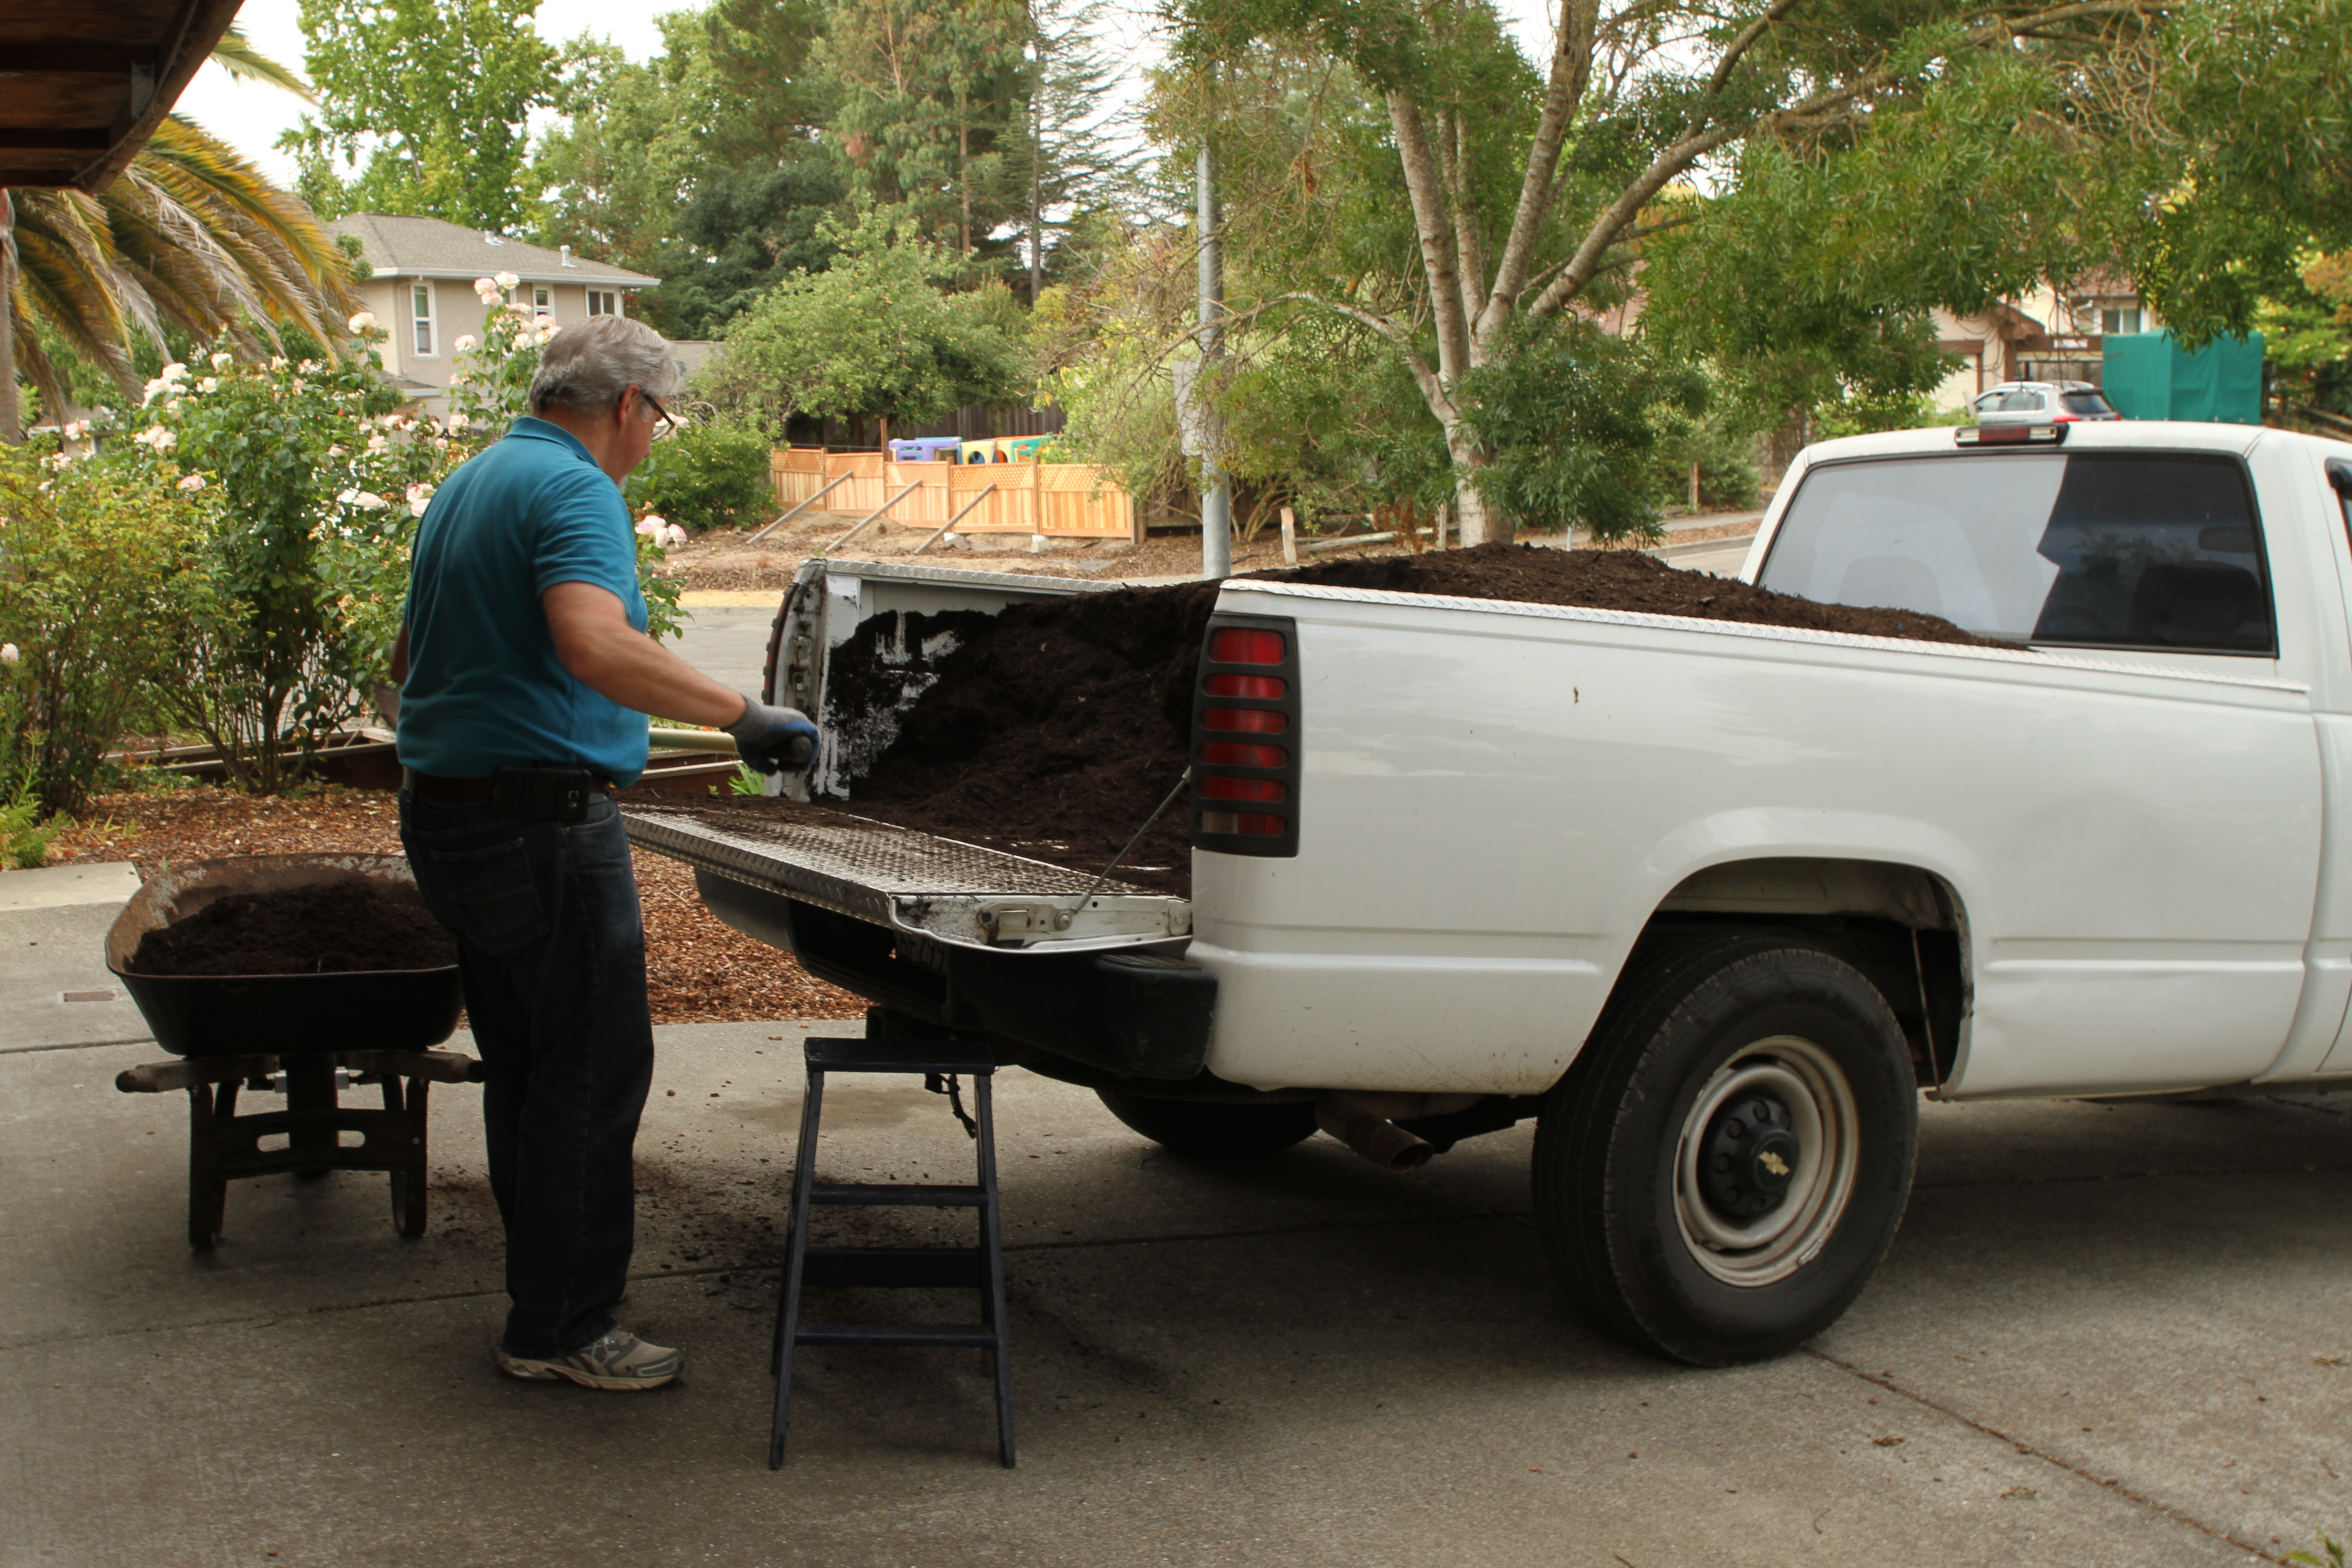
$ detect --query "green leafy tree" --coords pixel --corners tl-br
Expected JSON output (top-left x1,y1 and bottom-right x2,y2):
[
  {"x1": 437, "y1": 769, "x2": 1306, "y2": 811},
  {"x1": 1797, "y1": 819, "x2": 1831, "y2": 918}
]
[
  {"x1": 1162, "y1": 0, "x2": 2281, "y2": 544},
  {"x1": 625, "y1": 419, "x2": 777, "y2": 534},
  {"x1": 534, "y1": 3, "x2": 848, "y2": 338},
  {"x1": 823, "y1": 0, "x2": 1033, "y2": 263},
  {"x1": 284, "y1": 0, "x2": 561, "y2": 231},
  {"x1": 702, "y1": 208, "x2": 1028, "y2": 436},
  {"x1": 1007, "y1": 0, "x2": 1147, "y2": 301}
]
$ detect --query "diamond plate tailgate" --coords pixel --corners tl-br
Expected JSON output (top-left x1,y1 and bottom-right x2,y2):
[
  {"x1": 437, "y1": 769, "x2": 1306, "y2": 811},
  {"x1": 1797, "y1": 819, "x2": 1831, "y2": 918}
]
[{"x1": 622, "y1": 799, "x2": 1191, "y2": 953}]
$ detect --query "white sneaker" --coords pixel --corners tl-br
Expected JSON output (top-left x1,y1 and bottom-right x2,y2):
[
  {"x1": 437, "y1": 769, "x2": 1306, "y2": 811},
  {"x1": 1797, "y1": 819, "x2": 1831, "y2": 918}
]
[{"x1": 497, "y1": 1327, "x2": 683, "y2": 1390}]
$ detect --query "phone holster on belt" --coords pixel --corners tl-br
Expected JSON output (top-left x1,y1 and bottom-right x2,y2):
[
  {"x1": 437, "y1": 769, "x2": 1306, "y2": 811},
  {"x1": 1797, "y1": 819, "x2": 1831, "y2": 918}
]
[{"x1": 490, "y1": 765, "x2": 598, "y2": 822}]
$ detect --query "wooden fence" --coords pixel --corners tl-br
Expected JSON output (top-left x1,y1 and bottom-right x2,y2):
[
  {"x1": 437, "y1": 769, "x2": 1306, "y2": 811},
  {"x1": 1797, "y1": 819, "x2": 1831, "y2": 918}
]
[{"x1": 768, "y1": 449, "x2": 1138, "y2": 541}]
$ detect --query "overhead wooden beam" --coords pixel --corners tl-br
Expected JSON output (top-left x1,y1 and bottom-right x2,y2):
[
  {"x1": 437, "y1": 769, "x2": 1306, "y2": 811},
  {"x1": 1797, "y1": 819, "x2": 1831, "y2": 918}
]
[
  {"x1": 0, "y1": 128, "x2": 113, "y2": 150},
  {"x1": 63, "y1": 0, "x2": 244, "y2": 193},
  {"x1": 0, "y1": 44, "x2": 157, "y2": 75}
]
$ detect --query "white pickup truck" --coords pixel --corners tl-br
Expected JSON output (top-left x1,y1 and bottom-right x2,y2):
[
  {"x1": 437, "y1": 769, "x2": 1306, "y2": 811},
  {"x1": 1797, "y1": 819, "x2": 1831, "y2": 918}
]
[{"x1": 625, "y1": 419, "x2": 2352, "y2": 1366}]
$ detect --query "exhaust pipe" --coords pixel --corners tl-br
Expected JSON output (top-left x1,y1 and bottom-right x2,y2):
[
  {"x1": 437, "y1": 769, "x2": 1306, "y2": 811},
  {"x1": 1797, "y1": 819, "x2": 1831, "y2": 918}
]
[{"x1": 1316, "y1": 1100, "x2": 1434, "y2": 1173}]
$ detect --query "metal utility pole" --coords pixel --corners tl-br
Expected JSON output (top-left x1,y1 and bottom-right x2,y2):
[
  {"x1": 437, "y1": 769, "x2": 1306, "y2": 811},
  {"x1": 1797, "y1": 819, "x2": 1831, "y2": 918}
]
[{"x1": 1196, "y1": 120, "x2": 1231, "y2": 580}]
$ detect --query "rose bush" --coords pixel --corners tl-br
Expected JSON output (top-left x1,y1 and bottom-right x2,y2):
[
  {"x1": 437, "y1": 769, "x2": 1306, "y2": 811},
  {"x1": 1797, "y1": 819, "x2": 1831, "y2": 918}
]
[
  {"x1": 5, "y1": 283, "x2": 693, "y2": 811},
  {"x1": 0, "y1": 440, "x2": 217, "y2": 816}
]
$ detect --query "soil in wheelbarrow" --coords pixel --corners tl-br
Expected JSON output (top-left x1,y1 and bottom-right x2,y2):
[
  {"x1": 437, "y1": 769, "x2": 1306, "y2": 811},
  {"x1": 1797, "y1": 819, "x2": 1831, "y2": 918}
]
[
  {"x1": 710, "y1": 543, "x2": 1997, "y2": 898},
  {"x1": 128, "y1": 879, "x2": 457, "y2": 977}
]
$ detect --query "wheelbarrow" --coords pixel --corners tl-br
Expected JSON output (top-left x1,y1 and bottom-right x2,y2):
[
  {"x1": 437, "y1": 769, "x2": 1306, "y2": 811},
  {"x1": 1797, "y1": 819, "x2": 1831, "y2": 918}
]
[{"x1": 104, "y1": 854, "x2": 481, "y2": 1249}]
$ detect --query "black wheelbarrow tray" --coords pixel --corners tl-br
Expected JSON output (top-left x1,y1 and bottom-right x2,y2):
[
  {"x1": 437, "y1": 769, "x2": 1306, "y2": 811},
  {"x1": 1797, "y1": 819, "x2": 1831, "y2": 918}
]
[
  {"x1": 103, "y1": 854, "x2": 478, "y2": 1247},
  {"x1": 105, "y1": 853, "x2": 462, "y2": 1057}
]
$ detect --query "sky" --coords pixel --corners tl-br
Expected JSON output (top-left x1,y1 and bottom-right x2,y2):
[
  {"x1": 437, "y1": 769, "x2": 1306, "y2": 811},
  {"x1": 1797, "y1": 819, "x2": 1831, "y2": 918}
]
[{"x1": 178, "y1": 0, "x2": 1559, "y2": 193}]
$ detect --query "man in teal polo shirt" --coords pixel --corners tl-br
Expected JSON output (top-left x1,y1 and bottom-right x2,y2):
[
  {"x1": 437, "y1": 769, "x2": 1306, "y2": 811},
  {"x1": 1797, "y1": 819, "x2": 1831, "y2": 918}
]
[{"x1": 394, "y1": 314, "x2": 815, "y2": 1391}]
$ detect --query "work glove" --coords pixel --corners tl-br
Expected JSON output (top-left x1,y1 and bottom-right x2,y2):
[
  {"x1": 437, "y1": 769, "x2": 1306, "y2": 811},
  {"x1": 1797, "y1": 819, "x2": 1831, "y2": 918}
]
[{"x1": 725, "y1": 694, "x2": 819, "y2": 775}]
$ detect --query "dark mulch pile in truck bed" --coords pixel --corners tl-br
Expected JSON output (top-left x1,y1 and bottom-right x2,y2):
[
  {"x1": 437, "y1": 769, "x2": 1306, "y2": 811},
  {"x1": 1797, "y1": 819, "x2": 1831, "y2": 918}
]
[
  {"x1": 703, "y1": 544, "x2": 1992, "y2": 899},
  {"x1": 128, "y1": 880, "x2": 458, "y2": 977}
]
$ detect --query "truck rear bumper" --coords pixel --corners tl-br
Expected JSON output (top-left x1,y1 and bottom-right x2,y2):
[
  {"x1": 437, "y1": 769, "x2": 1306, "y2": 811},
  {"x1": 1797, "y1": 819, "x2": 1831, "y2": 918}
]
[{"x1": 696, "y1": 872, "x2": 1216, "y2": 1081}]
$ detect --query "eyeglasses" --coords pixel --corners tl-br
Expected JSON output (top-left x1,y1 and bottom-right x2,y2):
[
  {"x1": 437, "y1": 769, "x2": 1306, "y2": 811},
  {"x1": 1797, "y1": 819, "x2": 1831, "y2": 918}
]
[{"x1": 640, "y1": 389, "x2": 676, "y2": 440}]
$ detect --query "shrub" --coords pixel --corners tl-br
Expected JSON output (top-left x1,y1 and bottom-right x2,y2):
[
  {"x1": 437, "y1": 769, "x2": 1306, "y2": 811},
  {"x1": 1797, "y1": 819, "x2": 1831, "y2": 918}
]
[
  {"x1": 133, "y1": 339, "x2": 428, "y2": 793},
  {"x1": 0, "y1": 442, "x2": 214, "y2": 817},
  {"x1": 625, "y1": 418, "x2": 775, "y2": 533}
]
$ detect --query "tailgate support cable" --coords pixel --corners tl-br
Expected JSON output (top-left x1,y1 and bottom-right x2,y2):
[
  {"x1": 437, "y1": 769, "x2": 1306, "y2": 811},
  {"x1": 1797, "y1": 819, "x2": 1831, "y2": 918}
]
[{"x1": 1056, "y1": 767, "x2": 1193, "y2": 931}]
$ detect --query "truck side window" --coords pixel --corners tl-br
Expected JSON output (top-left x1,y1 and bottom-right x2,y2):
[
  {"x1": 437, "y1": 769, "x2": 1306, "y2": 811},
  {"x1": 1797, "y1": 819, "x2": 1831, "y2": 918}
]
[{"x1": 1759, "y1": 453, "x2": 2273, "y2": 654}]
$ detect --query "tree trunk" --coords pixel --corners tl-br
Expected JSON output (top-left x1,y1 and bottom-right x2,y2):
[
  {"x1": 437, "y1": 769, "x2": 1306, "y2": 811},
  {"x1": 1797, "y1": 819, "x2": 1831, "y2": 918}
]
[
  {"x1": 0, "y1": 189, "x2": 20, "y2": 445},
  {"x1": 1446, "y1": 431, "x2": 1503, "y2": 547}
]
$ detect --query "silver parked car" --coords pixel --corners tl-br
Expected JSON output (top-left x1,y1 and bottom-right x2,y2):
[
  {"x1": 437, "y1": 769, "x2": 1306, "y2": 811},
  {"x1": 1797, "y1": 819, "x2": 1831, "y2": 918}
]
[{"x1": 1969, "y1": 380, "x2": 2123, "y2": 424}]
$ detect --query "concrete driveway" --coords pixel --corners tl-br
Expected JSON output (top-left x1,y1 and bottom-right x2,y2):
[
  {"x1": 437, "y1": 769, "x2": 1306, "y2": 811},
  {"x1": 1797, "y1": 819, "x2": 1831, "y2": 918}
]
[{"x1": 7, "y1": 963, "x2": 2352, "y2": 1565}]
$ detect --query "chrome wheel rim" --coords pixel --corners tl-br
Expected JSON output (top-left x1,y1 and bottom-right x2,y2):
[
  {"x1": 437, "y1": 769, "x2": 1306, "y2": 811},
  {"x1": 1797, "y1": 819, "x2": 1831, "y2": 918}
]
[{"x1": 1673, "y1": 1034, "x2": 1860, "y2": 1287}]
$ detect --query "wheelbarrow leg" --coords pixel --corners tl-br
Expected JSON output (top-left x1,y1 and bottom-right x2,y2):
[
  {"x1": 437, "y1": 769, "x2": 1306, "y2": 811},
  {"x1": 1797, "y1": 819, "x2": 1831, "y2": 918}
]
[{"x1": 187, "y1": 1081, "x2": 230, "y2": 1249}]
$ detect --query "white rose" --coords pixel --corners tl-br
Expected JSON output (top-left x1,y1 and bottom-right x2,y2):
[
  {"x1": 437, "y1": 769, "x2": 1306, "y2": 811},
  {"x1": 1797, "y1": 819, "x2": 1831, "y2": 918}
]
[
  {"x1": 337, "y1": 489, "x2": 359, "y2": 505},
  {"x1": 664, "y1": 524, "x2": 688, "y2": 547},
  {"x1": 366, "y1": 435, "x2": 388, "y2": 453},
  {"x1": 347, "y1": 311, "x2": 377, "y2": 334},
  {"x1": 160, "y1": 362, "x2": 188, "y2": 383},
  {"x1": 210, "y1": 352, "x2": 233, "y2": 372},
  {"x1": 198, "y1": 377, "x2": 218, "y2": 393},
  {"x1": 454, "y1": 334, "x2": 477, "y2": 353},
  {"x1": 495, "y1": 270, "x2": 519, "y2": 290},
  {"x1": 271, "y1": 356, "x2": 289, "y2": 372},
  {"x1": 353, "y1": 491, "x2": 389, "y2": 511},
  {"x1": 299, "y1": 360, "x2": 323, "y2": 374},
  {"x1": 445, "y1": 411, "x2": 470, "y2": 432},
  {"x1": 474, "y1": 275, "x2": 497, "y2": 294},
  {"x1": 326, "y1": 445, "x2": 346, "y2": 458},
  {"x1": 176, "y1": 473, "x2": 206, "y2": 491},
  {"x1": 409, "y1": 496, "x2": 431, "y2": 518},
  {"x1": 142, "y1": 378, "x2": 168, "y2": 405},
  {"x1": 0, "y1": 643, "x2": 17, "y2": 665}
]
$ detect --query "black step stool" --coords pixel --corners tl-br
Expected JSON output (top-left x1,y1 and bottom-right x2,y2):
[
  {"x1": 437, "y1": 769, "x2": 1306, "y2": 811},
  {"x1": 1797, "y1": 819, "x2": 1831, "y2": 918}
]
[{"x1": 769, "y1": 1036, "x2": 1014, "y2": 1469}]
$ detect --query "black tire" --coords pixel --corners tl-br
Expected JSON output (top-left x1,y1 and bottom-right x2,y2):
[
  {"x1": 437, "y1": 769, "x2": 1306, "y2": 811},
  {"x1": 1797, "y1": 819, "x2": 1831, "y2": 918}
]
[
  {"x1": 1534, "y1": 934, "x2": 1918, "y2": 1366},
  {"x1": 1096, "y1": 1088, "x2": 1318, "y2": 1158}
]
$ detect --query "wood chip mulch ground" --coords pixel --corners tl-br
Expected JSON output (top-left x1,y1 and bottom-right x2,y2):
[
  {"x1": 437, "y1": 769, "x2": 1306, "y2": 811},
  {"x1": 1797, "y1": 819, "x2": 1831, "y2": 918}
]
[{"x1": 39, "y1": 785, "x2": 863, "y2": 1025}]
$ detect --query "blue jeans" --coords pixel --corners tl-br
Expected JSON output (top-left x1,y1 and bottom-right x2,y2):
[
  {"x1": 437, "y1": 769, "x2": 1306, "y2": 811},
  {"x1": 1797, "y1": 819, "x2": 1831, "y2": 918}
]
[{"x1": 399, "y1": 789, "x2": 654, "y2": 1357}]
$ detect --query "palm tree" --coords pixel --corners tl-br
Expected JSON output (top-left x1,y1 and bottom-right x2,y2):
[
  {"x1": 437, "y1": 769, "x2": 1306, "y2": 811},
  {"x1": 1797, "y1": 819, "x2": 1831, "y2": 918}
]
[{"x1": 1, "y1": 28, "x2": 356, "y2": 442}]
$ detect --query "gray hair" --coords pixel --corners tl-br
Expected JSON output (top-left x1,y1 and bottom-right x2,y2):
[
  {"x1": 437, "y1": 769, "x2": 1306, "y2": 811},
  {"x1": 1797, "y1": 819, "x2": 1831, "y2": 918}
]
[{"x1": 527, "y1": 314, "x2": 681, "y2": 414}]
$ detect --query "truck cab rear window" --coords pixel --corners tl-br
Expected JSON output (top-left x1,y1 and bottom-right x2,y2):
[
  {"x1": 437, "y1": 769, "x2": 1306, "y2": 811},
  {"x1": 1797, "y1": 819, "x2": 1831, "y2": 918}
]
[{"x1": 1758, "y1": 454, "x2": 2273, "y2": 654}]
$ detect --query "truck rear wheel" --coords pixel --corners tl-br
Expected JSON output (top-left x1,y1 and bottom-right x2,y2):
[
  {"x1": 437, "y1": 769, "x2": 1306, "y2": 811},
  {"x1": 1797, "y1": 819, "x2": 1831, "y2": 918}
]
[
  {"x1": 1096, "y1": 1089, "x2": 1318, "y2": 1158},
  {"x1": 1534, "y1": 934, "x2": 1917, "y2": 1366}
]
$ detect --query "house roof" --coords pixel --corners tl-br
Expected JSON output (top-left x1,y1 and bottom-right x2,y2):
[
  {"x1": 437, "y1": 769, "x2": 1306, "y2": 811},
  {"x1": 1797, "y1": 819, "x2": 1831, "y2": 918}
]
[
  {"x1": 328, "y1": 214, "x2": 658, "y2": 287},
  {"x1": 3, "y1": 0, "x2": 243, "y2": 191}
]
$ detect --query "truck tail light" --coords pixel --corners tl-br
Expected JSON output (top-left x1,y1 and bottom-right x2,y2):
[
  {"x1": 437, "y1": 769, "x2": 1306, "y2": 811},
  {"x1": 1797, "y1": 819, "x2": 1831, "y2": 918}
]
[
  {"x1": 1956, "y1": 423, "x2": 2067, "y2": 446},
  {"x1": 1192, "y1": 612, "x2": 1300, "y2": 858},
  {"x1": 1209, "y1": 627, "x2": 1285, "y2": 665},
  {"x1": 1203, "y1": 706, "x2": 1286, "y2": 733}
]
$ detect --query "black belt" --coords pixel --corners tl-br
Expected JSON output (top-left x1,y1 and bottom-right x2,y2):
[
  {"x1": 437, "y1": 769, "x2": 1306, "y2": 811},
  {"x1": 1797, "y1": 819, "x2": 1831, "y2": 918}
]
[{"x1": 403, "y1": 765, "x2": 613, "y2": 820}]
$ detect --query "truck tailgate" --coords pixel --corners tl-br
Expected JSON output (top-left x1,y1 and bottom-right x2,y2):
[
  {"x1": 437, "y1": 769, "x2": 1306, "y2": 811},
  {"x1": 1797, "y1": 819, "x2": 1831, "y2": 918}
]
[{"x1": 622, "y1": 799, "x2": 1192, "y2": 955}]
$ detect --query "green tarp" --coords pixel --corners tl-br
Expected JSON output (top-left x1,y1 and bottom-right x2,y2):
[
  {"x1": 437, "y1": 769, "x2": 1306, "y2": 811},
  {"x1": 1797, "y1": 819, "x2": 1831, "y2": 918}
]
[{"x1": 2099, "y1": 331, "x2": 2266, "y2": 423}]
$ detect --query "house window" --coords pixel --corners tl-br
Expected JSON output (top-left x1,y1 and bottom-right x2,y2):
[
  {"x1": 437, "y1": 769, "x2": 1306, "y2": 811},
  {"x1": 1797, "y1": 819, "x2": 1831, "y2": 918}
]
[
  {"x1": 533, "y1": 286, "x2": 553, "y2": 319},
  {"x1": 410, "y1": 282, "x2": 436, "y2": 357},
  {"x1": 587, "y1": 290, "x2": 619, "y2": 317},
  {"x1": 2100, "y1": 306, "x2": 2142, "y2": 336}
]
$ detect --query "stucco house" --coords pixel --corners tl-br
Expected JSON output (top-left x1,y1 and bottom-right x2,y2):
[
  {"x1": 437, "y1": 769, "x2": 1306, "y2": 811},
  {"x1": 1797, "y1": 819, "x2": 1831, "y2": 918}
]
[
  {"x1": 327, "y1": 214, "x2": 660, "y2": 411},
  {"x1": 1928, "y1": 274, "x2": 2161, "y2": 411}
]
